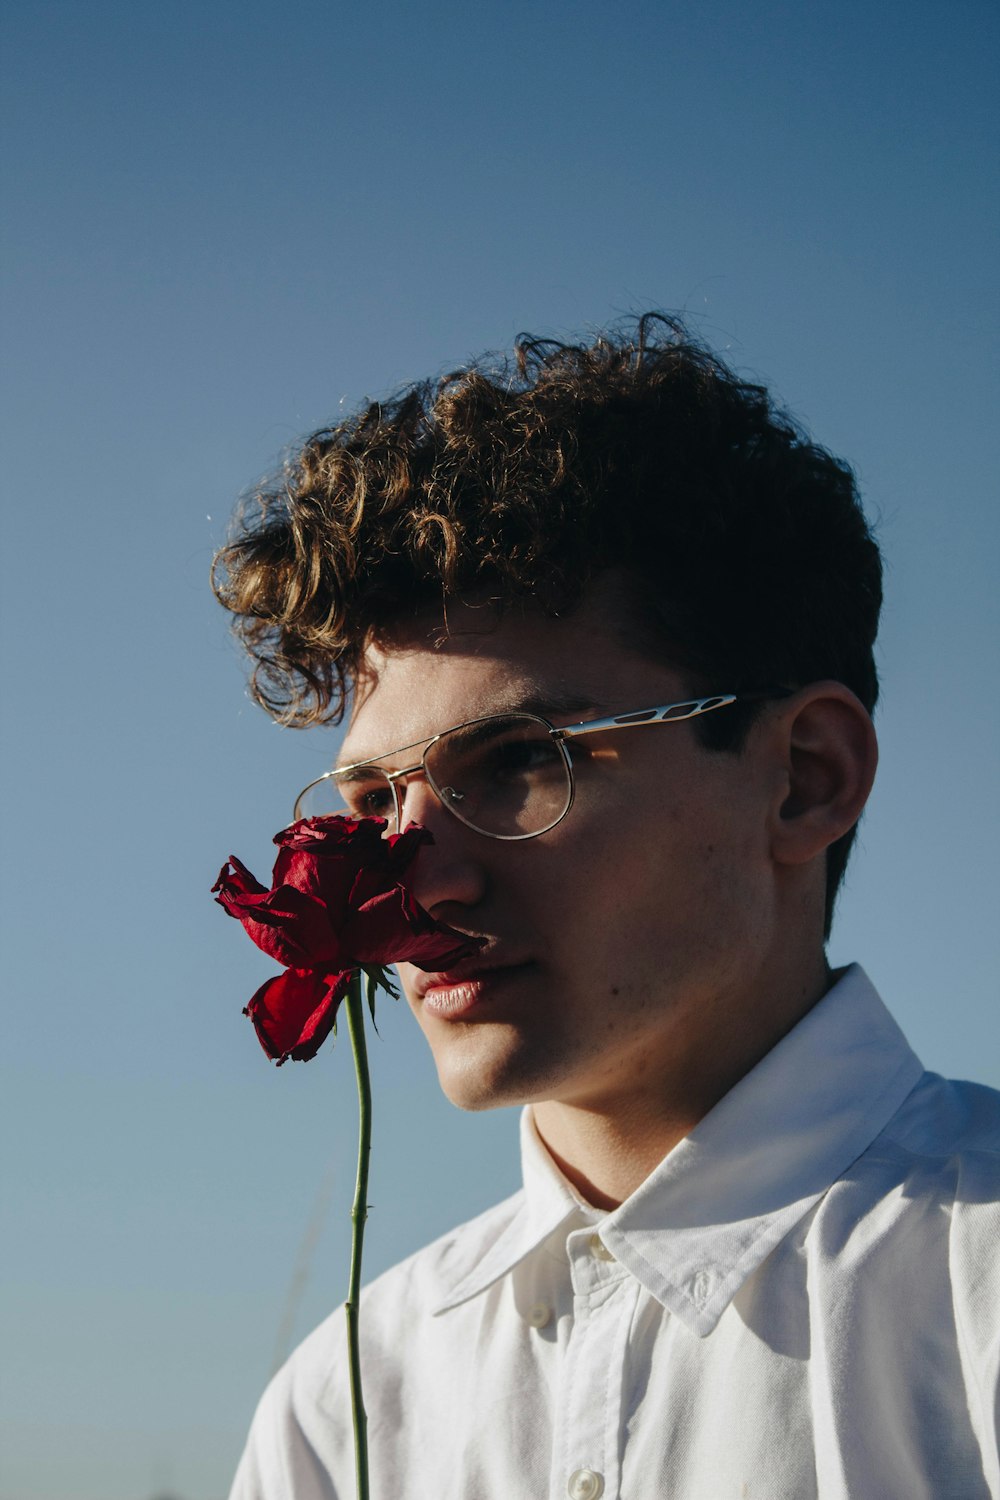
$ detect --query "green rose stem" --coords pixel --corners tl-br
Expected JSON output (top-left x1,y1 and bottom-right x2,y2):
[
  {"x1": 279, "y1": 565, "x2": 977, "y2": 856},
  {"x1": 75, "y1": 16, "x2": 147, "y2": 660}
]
[{"x1": 343, "y1": 970, "x2": 374, "y2": 1500}]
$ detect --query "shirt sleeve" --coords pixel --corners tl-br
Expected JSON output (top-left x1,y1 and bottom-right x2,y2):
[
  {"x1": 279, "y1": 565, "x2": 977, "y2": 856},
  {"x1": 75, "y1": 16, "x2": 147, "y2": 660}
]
[
  {"x1": 228, "y1": 1360, "x2": 343, "y2": 1500},
  {"x1": 951, "y1": 1151, "x2": 1000, "y2": 1497}
]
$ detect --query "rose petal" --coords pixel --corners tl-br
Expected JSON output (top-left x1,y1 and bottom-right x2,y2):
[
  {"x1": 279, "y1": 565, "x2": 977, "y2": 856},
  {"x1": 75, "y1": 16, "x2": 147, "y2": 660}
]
[
  {"x1": 272, "y1": 845, "x2": 357, "y2": 908},
  {"x1": 273, "y1": 815, "x2": 390, "y2": 858},
  {"x1": 384, "y1": 823, "x2": 434, "y2": 871},
  {"x1": 244, "y1": 968, "x2": 351, "y2": 1064},
  {"x1": 215, "y1": 867, "x2": 348, "y2": 969},
  {"x1": 345, "y1": 885, "x2": 479, "y2": 969},
  {"x1": 212, "y1": 855, "x2": 268, "y2": 900}
]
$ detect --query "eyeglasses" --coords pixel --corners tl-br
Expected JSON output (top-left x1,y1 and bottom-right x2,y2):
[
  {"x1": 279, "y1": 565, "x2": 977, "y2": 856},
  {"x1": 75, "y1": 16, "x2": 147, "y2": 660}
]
[{"x1": 292, "y1": 692, "x2": 787, "y2": 841}]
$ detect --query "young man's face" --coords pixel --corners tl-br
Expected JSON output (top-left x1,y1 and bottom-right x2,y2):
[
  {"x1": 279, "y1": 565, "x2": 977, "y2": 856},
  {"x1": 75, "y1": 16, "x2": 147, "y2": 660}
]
[{"x1": 340, "y1": 591, "x2": 788, "y2": 1120}]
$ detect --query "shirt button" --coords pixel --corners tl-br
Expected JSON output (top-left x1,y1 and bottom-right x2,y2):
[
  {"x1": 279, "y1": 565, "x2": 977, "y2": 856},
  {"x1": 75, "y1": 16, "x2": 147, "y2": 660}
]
[
  {"x1": 691, "y1": 1270, "x2": 713, "y2": 1305},
  {"x1": 588, "y1": 1233, "x2": 616, "y2": 1262},
  {"x1": 526, "y1": 1301, "x2": 552, "y2": 1328},
  {"x1": 567, "y1": 1470, "x2": 604, "y2": 1499}
]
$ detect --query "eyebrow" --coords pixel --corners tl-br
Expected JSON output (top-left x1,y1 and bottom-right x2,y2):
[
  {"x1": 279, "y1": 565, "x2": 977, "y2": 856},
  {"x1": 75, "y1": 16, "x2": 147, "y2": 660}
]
[
  {"x1": 512, "y1": 690, "x2": 607, "y2": 719},
  {"x1": 337, "y1": 689, "x2": 608, "y2": 770}
]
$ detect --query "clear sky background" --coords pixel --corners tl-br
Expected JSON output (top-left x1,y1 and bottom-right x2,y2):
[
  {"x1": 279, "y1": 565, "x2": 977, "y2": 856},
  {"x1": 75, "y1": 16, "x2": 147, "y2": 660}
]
[{"x1": 1, "y1": 3, "x2": 997, "y2": 1497}]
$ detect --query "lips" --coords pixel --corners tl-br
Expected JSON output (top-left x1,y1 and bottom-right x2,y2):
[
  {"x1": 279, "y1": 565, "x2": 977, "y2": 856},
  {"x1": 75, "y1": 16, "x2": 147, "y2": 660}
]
[{"x1": 411, "y1": 952, "x2": 532, "y2": 1001}]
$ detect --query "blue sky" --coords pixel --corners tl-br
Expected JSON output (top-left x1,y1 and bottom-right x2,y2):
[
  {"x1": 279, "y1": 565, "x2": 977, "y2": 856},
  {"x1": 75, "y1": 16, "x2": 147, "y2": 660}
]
[{"x1": 1, "y1": 3, "x2": 997, "y2": 1496}]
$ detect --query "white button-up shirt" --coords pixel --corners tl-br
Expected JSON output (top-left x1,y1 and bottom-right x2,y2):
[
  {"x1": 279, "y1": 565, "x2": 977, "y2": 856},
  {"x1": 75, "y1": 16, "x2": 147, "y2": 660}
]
[{"x1": 230, "y1": 966, "x2": 1000, "y2": 1499}]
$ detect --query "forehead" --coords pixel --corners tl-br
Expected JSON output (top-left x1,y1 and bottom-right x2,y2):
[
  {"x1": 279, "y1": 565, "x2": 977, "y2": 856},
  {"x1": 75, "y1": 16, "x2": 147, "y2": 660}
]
[{"x1": 340, "y1": 593, "x2": 684, "y2": 764}]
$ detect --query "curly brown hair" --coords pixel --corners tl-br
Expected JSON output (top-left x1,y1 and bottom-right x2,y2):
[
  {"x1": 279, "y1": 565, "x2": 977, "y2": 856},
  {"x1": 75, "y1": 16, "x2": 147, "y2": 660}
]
[{"x1": 213, "y1": 314, "x2": 882, "y2": 933}]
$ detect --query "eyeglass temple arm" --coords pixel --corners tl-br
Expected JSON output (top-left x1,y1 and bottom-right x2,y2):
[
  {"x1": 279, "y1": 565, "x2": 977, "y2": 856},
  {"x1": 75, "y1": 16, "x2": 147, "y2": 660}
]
[{"x1": 554, "y1": 690, "x2": 791, "y2": 740}]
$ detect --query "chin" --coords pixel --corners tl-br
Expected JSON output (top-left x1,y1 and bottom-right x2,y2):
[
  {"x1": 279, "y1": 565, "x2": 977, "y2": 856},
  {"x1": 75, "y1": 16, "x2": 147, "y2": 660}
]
[
  {"x1": 431, "y1": 1040, "x2": 563, "y2": 1114},
  {"x1": 435, "y1": 1062, "x2": 522, "y2": 1113}
]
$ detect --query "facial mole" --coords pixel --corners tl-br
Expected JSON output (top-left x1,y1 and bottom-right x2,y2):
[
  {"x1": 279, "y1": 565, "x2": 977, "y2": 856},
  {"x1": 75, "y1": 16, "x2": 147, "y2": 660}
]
[{"x1": 611, "y1": 986, "x2": 620, "y2": 997}]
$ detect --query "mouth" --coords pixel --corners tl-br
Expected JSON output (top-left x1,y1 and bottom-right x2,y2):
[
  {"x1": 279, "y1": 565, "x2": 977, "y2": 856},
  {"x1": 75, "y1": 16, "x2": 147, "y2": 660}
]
[{"x1": 412, "y1": 957, "x2": 535, "y2": 1019}]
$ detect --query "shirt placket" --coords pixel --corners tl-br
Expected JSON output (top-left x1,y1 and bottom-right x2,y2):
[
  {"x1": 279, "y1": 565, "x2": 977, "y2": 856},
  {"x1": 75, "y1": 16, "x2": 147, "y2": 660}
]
[{"x1": 550, "y1": 1226, "x2": 639, "y2": 1500}]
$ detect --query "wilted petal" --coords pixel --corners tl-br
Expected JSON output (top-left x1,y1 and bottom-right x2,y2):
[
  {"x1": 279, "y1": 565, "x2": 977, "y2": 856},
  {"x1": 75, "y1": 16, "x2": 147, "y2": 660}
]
[
  {"x1": 345, "y1": 885, "x2": 481, "y2": 970},
  {"x1": 244, "y1": 968, "x2": 351, "y2": 1064},
  {"x1": 215, "y1": 865, "x2": 347, "y2": 969},
  {"x1": 273, "y1": 845, "x2": 357, "y2": 909},
  {"x1": 212, "y1": 855, "x2": 268, "y2": 901},
  {"x1": 273, "y1": 815, "x2": 390, "y2": 858},
  {"x1": 384, "y1": 823, "x2": 434, "y2": 871}
]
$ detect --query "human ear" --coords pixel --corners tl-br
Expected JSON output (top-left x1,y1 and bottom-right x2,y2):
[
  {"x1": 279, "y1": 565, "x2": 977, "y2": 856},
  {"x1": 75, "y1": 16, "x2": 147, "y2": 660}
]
[{"x1": 768, "y1": 682, "x2": 878, "y2": 867}]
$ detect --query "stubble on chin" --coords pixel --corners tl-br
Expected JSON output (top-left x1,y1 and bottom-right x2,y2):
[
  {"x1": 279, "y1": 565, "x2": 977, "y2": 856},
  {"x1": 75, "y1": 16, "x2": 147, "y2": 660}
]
[{"x1": 425, "y1": 1020, "x2": 571, "y2": 1114}]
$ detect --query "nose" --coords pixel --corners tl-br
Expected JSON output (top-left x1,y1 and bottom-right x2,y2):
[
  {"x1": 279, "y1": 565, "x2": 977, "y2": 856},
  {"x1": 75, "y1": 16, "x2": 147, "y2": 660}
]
[{"x1": 397, "y1": 773, "x2": 488, "y2": 917}]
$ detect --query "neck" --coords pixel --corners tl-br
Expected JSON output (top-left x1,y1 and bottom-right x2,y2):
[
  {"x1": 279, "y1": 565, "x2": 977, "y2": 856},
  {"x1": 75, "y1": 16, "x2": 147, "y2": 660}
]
[{"x1": 532, "y1": 953, "x2": 834, "y2": 1210}]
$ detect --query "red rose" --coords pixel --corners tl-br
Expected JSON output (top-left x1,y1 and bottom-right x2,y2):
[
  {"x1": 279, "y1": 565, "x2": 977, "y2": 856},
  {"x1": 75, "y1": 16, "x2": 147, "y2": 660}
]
[{"x1": 213, "y1": 815, "x2": 480, "y2": 1064}]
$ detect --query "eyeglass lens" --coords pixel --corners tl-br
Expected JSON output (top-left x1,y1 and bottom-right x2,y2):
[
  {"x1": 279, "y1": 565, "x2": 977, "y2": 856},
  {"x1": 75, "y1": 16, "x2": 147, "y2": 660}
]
[{"x1": 301, "y1": 715, "x2": 573, "y2": 838}]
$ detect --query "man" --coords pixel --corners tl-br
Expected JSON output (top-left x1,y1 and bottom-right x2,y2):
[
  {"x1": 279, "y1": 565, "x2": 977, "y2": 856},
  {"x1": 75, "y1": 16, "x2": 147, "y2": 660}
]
[{"x1": 216, "y1": 317, "x2": 999, "y2": 1497}]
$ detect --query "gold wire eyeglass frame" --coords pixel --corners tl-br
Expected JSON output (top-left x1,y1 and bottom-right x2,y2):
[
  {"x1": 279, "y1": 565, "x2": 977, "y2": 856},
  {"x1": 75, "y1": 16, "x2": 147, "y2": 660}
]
[{"x1": 292, "y1": 692, "x2": 788, "y2": 842}]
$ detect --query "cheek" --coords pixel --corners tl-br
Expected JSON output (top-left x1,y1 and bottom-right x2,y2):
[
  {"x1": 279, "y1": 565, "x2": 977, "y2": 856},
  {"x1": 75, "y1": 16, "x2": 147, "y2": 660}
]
[{"x1": 597, "y1": 795, "x2": 765, "y2": 947}]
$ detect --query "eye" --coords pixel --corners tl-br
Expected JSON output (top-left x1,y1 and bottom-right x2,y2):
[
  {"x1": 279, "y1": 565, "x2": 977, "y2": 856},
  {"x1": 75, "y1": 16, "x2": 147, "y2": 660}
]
[
  {"x1": 450, "y1": 731, "x2": 566, "y2": 793},
  {"x1": 336, "y1": 771, "x2": 395, "y2": 819},
  {"x1": 359, "y1": 787, "x2": 395, "y2": 816},
  {"x1": 486, "y1": 736, "x2": 563, "y2": 778}
]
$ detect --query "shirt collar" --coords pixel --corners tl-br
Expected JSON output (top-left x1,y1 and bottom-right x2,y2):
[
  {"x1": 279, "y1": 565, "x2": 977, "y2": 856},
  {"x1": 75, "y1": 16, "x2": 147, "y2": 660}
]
[
  {"x1": 434, "y1": 966, "x2": 925, "y2": 1329},
  {"x1": 432, "y1": 1111, "x2": 590, "y2": 1314}
]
